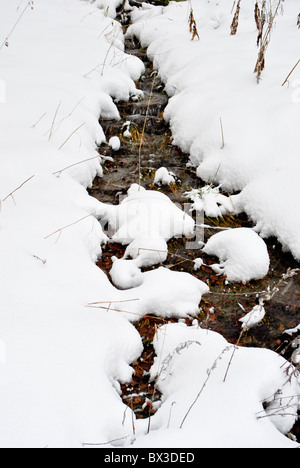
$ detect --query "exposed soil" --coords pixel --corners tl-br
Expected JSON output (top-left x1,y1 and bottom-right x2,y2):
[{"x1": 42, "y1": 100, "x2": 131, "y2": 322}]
[{"x1": 89, "y1": 6, "x2": 300, "y2": 440}]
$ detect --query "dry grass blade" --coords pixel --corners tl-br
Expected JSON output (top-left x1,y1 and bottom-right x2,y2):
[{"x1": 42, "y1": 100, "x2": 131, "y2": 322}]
[
  {"x1": 282, "y1": 59, "x2": 300, "y2": 87},
  {"x1": 2, "y1": 175, "x2": 35, "y2": 203},
  {"x1": 44, "y1": 213, "x2": 95, "y2": 240}
]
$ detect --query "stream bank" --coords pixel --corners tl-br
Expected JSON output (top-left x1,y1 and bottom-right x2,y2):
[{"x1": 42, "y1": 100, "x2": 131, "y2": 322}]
[{"x1": 88, "y1": 4, "x2": 300, "y2": 439}]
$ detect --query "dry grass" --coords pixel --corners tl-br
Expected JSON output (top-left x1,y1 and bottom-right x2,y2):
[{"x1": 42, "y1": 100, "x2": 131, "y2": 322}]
[
  {"x1": 230, "y1": 0, "x2": 242, "y2": 35},
  {"x1": 254, "y1": 0, "x2": 284, "y2": 83},
  {"x1": 188, "y1": 0, "x2": 199, "y2": 41}
]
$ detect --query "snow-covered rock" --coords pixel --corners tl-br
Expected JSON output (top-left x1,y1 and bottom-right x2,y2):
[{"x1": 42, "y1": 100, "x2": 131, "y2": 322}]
[
  {"x1": 154, "y1": 167, "x2": 176, "y2": 186},
  {"x1": 203, "y1": 228, "x2": 270, "y2": 283}
]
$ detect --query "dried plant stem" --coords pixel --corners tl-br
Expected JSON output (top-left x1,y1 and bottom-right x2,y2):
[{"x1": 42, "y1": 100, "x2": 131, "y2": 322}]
[
  {"x1": 180, "y1": 346, "x2": 231, "y2": 428},
  {"x1": 230, "y1": 0, "x2": 242, "y2": 35},
  {"x1": 52, "y1": 155, "x2": 102, "y2": 176},
  {"x1": 45, "y1": 98, "x2": 84, "y2": 138},
  {"x1": 138, "y1": 71, "x2": 158, "y2": 189},
  {"x1": 254, "y1": 0, "x2": 283, "y2": 83},
  {"x1": 282, "y1": 59, "x2": 300, "y2": 87},
  {"x1": 0, "y1": 1, "x2": 33, "y2": 51},
  {"x1": 223, "y1": 331, "x2": 243, "y2": 382},
  {"x1": 87, "y1": 299, "x2": 140, "y2": 306},
  {"x1": 188, "y1": 0, "x2": 199, "y2": 41},
  {"x1": 44, "y1": 213, "x2": 94, "y2": 240},
  {"x1": 2, "y1": 175, "x2": 35, "y2": 203},
  {"x1": 220, "y1": 117, "x2": 225, "y2": 149},
  {"x1": 48, "y1": 101, "x2": 62, "y2": 141},
  {"x1": 31, "y1": 112, "x2": 47, "y2": 129},
  {"x1": 58, "y1": 122, "x2": 85, "y2": 150}
]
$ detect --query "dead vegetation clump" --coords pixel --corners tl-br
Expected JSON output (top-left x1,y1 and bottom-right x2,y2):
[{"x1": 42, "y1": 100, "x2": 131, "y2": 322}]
[
  {"x1": 188, "y1": 0, "x2": 199, "y2": 41},
  {"x1": 230, "y1": 0, "x2": 242, "y2": 35},
  {"x1": 254, "y1": 0, "x2": 285, "y2": 83}
]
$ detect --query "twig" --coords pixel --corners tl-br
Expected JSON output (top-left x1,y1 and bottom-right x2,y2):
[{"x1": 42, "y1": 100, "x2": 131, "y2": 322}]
[
  {"x1": 220, "y1": 117, "x2": 225, "y2": 149},
  {"x1": 87, "y1": 299, "x2": 140, "y2": 305},
  {"x1": 82, "y1": 435, "x2": 129, "y2": 447},
  {"x1": 44, "y1": 213, "x2": 94, "y2": 240},
  {"x1": 31, "y1": 112, "x2": 47, "y2": 129},
  {"x1": 282, "y1": 59, "x2": 300, "y2": 87},
  {"x1": 223, "y1": 331, "x2": 243, "y2": 382},
  {"x1": 0, "y1": 1, "x2": 33, "y2": 51},
  {"x1": 85, "y1": 304, "x2": 145, "y2": 319},
  {"x1": 2, "y1": 175, "x2": 35, "y2": 202},
  {"x1": 52, "y1": 155, "x2": 102, "y2": 176},
  {"x1": 45, "y1": 98, "x2": 85, "y2": 138},
  {"x1": 138, "y1": 71, "x2": 158, "y2": 189},
  {"x1": 58, "y1": 123, "x2": 85, "y2": 150},
  {"x1": 48, "y1": 101, "x2": 62, "y2": 141},
  {"x1": 180, "y1": 346, "x2": 231, "y2": 428}
]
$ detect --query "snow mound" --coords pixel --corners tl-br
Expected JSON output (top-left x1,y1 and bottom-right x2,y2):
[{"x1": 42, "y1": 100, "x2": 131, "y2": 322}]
[
  {"x1": 110, "y1": 256, "x2": 143, "y2": 290},
  {"x1": 136, "y1": 267, "x2": 209, "y2": 319},
  {"x1": 106, "y1": 266, "x2": 209, "y2": 321},
  {"x1": 239, "y1": 303, "x2": 266, "y2": 330},
  {"x1": 203, "y1": 228, "x2": 270, "y2": 283},
  {"x1": 98, "y1": 184, "x2": 194, "y2": 267},
  {"x1": 154, "y1": 167, "x2": 176, "y2": 186},
  {"x1": 123, "y1": 236, "x2": 168, "y2": 267},
  {"x1": 132, "y1": 322, "x2": 299, "y2": 448},
  {"x1": 108, "y1": 136, "x2": 121, "y2": 151}
]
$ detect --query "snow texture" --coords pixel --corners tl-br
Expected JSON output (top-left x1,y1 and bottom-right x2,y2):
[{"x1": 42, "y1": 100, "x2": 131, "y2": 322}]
[
  {"x1": 128, "y1": 0, "x2": 300, "y2": 260},
  {"x1": 0, "y1": 0, "x2": 299, "y2": 449},
  {"x1": 203, "y1": 228, "x2": 270, "y2": 283}
]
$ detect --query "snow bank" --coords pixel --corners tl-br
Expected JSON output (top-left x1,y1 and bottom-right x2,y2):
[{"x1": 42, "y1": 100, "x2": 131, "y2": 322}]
[
  {"x1": 1, "y1": 0, "x2": 298, "y2": 449},
  {"x1": 132, "y1": 322, "x2": 299, "y2": 448},
  {"x1": 0, "y1": 0, "x2": 147, "y2": 448},
  {"x1": 128, "y1": 0, "x2": 300, "y2": 260},
  {"x1": 202, "y1": 228, "x2": 270, "y2": 283}
]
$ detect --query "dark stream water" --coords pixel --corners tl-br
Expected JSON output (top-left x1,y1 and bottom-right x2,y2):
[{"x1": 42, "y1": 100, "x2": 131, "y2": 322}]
[{"x1": 88, "y1": 4, "x2": 300, "y2": 440}]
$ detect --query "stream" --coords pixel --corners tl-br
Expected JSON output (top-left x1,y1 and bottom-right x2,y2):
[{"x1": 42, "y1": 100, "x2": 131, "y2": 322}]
[{"x1": 88, "y1": 2, "x2": 300, "y2": 440}]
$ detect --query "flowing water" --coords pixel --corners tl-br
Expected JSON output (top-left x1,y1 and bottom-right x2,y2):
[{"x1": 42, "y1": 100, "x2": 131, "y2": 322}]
[{"x1": 88, "y1": 4, "x2": 300, "y2": 439}]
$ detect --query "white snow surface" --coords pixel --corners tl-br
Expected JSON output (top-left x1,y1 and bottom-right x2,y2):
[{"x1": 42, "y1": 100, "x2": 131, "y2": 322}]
[
  {"x1": 128, "y1": 0, "x2": 300, "y2": 260},
  {"x1": 154, "y1": 167, "x2": 176, "y2": 186},
  {"x1": 132, "y1": 322, "x2": 299, "y2": 448},
  {"x1": 0, "y1": 0, "x2": 299, "y2": 449},
  {"x1": 203, "y1": 228, "x2": 270, "y2": 283}
]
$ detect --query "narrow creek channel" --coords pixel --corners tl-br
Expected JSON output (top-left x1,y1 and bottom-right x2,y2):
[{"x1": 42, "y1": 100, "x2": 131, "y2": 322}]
[{"x1": 88, "y1": 3, "x2": 300, "y2": 439}]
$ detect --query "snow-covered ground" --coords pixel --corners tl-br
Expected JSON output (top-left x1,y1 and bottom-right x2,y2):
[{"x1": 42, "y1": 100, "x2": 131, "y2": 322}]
[
  {"x1": 128, "y1": 0, "x2": 300, "y2": 261},
  {"x1": 0, "y1": 0, "x2": 299, "y2": 448}
]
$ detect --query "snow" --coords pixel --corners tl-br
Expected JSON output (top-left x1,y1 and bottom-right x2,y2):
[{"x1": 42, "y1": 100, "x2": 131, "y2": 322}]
[
  {"x1": 239, "y1": 303, "x2": 266, "y2": 331},
  {"x1": 185, "y1": 185, "x2": 234, "y2": 218},
  {"x1": 97, "y1": 183, "x2": 195, "y2": 262},
  {"x1": 132, "y1": 322, "x2": 299, "y2": 448},
  {"x1": 154, "y1": 167, "x2": 176, "y2": 186},
  {"x1": 108, "y1": 136, "x2": 121, "y2": 151},
  {"x1": 128, "y1": 0, "x2": 300, "y2": 261},
  {"x1": 202, "y1": 228, "x2": 270, "y2": 283},
  {"x1": 0, "y1": 0, "x2": 147, "y2": 448},
  {"x1": 0, "y1": 0, "x2": 299, "y2": 449},
  {"x1": 193, "y1": 258, "x2": 204, "y2": 271}
]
